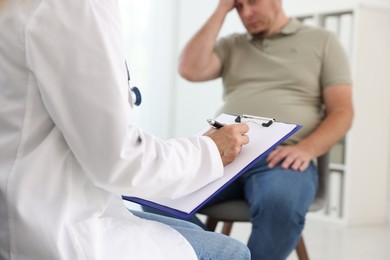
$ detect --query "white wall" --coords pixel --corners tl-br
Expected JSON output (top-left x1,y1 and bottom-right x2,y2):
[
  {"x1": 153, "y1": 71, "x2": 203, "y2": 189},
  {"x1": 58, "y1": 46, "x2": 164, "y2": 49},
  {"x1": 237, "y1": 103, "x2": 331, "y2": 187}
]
[
  {"x1": 344, "y1": 1, "x2": 390, "y2": 225},
  {"x1": 120, "y1": 0, "x2": 390, "y2": 222},
  {"x1": 284, "y1": 0, "x2": 357, "y2": 15},
  {"x1": 120, "y1": 0, "x2": 179, "y2": 139}
]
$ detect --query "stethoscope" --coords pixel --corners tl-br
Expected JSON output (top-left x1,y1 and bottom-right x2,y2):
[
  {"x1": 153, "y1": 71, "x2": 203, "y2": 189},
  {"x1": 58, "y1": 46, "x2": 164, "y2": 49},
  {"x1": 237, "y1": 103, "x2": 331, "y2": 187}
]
[{"x1": 125, "y1": 62, "x2": 142, "y2": 107}]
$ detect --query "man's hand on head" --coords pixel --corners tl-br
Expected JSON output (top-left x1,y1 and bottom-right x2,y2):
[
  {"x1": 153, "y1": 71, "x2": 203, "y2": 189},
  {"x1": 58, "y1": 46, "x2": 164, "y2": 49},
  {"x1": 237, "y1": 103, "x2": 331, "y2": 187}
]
[{"x1": 218, "y1": 0, "x2": 236, "y2": 14}]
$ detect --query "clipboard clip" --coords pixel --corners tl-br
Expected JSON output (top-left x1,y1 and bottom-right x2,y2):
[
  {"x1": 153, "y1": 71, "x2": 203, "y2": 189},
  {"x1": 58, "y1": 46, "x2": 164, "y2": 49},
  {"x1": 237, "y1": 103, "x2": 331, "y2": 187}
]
[{"x1": 235, "y1": 114, "x2": 276, "y2": 127}]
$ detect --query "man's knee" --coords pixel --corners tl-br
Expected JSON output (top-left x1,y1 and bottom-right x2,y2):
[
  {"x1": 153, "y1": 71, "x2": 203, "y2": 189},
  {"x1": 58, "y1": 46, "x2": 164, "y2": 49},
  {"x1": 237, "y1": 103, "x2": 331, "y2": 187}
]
[{"x1": 250, "y1": 187, "x2": 311, "y2": 226}]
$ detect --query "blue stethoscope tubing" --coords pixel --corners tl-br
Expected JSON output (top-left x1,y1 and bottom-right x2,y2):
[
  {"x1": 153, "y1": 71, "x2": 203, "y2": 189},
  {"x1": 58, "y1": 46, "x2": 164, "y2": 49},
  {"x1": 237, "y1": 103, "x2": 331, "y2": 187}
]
[{"x1": 125, "y1": 61, "x2": 142, "y2": 106}]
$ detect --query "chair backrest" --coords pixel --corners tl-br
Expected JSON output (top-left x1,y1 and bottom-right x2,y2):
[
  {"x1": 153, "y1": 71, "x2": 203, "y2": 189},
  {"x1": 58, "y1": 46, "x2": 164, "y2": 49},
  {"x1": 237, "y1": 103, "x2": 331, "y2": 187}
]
[{"x1": 309, "y1": 152, "x2": 330, "y2": 211}]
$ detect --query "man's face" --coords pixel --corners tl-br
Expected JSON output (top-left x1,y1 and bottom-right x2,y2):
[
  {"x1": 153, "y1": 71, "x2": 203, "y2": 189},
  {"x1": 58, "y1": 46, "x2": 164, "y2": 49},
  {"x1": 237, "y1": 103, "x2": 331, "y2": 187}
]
[{"x1": 235, "y1": 0, "x2": 281, "y2": 36}]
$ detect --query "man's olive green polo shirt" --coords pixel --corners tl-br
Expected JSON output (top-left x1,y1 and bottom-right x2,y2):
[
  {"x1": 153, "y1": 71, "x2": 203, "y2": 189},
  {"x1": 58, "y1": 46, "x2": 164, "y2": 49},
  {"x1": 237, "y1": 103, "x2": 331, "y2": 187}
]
[{"x1": 214, "y1": 19, "x2": 351, "y2": 144}]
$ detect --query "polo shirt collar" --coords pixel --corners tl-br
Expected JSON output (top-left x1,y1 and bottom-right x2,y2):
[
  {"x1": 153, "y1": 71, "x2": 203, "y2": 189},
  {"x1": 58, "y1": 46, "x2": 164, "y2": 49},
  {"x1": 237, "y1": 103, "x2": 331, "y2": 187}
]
[
  {"x1": 247, "y1": 19, "x2": 302, "y2": 41},
  {"x1": 280, "y1": 19, "x2": 301, "y2": 35}
]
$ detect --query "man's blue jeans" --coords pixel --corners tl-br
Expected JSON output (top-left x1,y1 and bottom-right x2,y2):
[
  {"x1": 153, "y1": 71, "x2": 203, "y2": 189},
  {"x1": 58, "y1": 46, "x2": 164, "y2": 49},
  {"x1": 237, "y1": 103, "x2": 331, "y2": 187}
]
[
  {"x1": 207, "y1": 157, "x2": 318, "y2": 259},
  {"x1": 143, "y1": 157, "x2": 318, "y2": 260}
]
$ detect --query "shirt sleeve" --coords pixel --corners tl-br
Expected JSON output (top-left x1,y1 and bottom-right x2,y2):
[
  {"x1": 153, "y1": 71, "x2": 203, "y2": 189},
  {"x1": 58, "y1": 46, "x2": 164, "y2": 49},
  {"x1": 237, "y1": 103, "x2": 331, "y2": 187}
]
[
  {"x1": 320, "y1": 31, "x2": 352, "y2": 88},
  {"x1": 25, "y1": 0, "x2": 223, "y2": 199},
  {"x1": 214, "y1": 35, "x2": 234, "y2": 78}
]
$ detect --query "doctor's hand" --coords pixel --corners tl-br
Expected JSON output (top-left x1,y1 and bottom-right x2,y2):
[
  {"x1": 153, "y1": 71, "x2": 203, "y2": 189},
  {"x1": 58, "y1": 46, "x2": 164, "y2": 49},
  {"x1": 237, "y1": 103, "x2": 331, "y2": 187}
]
[{"x1": 205, "y1": 123, "x2": 249, "y2": 166}]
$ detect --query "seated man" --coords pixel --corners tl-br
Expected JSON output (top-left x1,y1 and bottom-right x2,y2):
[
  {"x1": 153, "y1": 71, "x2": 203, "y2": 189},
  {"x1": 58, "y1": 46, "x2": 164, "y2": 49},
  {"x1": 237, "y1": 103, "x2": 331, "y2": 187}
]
[{"x1": 144, "y1": 0, "x2": 353, "y2": 259}]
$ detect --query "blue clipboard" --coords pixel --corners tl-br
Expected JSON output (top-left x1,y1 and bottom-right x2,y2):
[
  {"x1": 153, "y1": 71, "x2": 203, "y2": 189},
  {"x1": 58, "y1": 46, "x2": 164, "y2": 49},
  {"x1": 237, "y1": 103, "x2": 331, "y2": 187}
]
[{"x1": 123, "y1": 113, "x2": 302, "y2": 219}]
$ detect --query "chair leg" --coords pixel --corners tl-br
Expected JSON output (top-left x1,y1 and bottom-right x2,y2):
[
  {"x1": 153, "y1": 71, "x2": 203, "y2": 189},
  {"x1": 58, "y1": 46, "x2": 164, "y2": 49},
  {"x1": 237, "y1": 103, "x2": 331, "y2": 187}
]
[
  {"x1": 205, "y1": 217, "x2": 218, "y2": 232},
  {"x1": 207, "y1": 218, "x2": 308, "y2": 259},
  {"x1": 295, "y1": 236, "x2": 309, "y2": 260},
  {"x1": 205, "y1": 218, "x2": 234, "y2": 236},
  {"x1": 221, "y1": 221, "x2": 233, "y2": 236}
]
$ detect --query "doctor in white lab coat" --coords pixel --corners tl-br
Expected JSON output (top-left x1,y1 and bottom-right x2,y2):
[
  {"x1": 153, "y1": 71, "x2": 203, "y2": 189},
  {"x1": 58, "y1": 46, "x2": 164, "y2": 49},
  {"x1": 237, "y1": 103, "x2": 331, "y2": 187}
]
[{"x1": 0, "y1": 0, "x2": 251, "y2": 259}]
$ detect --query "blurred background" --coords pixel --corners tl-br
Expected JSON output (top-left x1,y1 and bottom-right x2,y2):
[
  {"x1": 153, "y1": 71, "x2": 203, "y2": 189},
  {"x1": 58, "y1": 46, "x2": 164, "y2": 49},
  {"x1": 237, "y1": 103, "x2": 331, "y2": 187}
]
[{"x1": 119, "y1": 0, "x2": 390, "y2": 258}]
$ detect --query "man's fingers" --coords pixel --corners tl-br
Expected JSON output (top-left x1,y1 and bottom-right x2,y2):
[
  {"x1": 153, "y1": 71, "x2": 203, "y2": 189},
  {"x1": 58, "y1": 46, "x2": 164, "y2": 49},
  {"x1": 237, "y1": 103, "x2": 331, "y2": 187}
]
[
  {"x1": 267, "y1": 148, "x2": 287, "y2": 168},
  {"x1": 281, "y1": 156, "x2": 295, "y2": 169}
]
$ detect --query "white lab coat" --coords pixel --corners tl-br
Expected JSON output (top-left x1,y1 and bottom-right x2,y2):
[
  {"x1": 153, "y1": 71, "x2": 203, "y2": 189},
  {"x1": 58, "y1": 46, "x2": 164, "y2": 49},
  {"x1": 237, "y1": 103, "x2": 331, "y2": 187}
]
[{"x1": 0, "y1": 1, "x2": 224, "y2": 259}]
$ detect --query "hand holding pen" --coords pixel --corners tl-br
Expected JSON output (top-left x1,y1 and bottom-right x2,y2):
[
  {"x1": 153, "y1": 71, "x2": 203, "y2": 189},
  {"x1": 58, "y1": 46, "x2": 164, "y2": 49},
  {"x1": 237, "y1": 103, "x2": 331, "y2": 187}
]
[
  {"x1": 204, "y1": 119, "x2": 249, "y2": 166},
  {"x1": 207, "y1": 119, "x2": 225, "y2": 129}
]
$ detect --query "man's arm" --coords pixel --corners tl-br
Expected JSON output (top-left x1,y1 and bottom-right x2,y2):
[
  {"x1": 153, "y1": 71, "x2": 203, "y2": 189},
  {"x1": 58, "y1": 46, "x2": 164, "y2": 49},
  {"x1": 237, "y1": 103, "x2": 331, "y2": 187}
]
[
  {"x1": 267, "y1": 84, "x2": 354, "y2": 171},
  {"x1": 179, "y1": 0, "x2": 235, "y2": 82}
]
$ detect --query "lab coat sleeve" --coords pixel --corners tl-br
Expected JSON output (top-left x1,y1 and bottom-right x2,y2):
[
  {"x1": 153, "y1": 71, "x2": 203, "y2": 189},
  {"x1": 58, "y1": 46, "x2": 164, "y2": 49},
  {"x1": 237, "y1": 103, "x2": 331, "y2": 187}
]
[{"x1": 25, "y1": 0, "x2": 224, "y2": 198}]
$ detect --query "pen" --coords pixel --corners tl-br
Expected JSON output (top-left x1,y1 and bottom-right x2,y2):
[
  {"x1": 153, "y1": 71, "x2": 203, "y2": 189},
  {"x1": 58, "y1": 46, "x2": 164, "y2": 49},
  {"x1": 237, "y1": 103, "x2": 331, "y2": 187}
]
[{"x1": 207, "y1": 119, "x2": 225, "y2": 129}]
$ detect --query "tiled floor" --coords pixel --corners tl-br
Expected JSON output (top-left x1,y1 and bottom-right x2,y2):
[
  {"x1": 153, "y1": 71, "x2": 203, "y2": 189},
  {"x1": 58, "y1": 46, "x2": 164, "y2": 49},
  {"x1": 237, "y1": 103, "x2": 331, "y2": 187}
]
[
  {"x1": 227, "y1": 216, "x2": 390, "y2": 260},
  {"x1": 290, "y1": 219, "x2": 390, "y2": 260}
]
